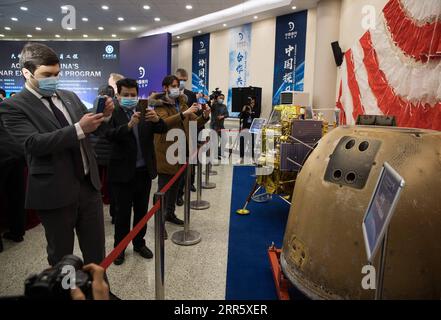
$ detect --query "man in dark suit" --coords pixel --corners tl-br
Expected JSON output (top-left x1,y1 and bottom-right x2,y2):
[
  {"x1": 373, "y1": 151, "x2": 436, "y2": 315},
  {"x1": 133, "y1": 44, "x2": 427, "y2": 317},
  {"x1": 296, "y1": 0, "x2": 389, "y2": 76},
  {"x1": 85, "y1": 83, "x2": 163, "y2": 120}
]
[
  {"x1": 0, "y1": 43, "x2": 114, "y2": 266},
  {"x1": 0, "y1": 125, "x2": 26, "y2": 251},
  {"x1": 106, "y1": 78, "x2": 167, "y2": 265}
]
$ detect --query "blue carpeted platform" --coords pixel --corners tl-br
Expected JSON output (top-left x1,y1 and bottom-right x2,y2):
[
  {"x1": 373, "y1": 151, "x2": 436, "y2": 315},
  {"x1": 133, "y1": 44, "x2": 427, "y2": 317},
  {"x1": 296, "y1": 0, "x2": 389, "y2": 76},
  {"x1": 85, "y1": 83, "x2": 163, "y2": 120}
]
[{"x1": 225, "y1": 166, "x2": 290, "y2": 300}]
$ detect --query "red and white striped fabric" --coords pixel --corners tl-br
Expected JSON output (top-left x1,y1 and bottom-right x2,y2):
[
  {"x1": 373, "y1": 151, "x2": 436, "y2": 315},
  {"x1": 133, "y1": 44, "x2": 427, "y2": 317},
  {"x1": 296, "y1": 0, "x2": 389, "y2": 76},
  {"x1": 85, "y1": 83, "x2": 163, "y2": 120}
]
[{"x1": 337, "y1": 0, "x2": 441, "y2": 130}]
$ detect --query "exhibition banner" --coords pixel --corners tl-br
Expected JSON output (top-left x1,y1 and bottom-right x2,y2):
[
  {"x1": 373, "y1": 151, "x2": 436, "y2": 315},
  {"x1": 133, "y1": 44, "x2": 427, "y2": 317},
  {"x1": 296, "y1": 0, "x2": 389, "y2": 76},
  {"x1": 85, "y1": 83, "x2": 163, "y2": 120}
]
[
  {"x1": 272, "y1": 10, "x2": 308, "y2": 105},
  {"x1": 192, "y1": 33, "x2": 210, "y2": 95},
  {"x1": 119, "y1": 33, "x2": 172, "y2": 99},
  {"x1": 227, "y1": 23, "x2": 252, "y2": 114},
  {"x1": 0, "y1": 41, "x2": 120, "y2": 108}
]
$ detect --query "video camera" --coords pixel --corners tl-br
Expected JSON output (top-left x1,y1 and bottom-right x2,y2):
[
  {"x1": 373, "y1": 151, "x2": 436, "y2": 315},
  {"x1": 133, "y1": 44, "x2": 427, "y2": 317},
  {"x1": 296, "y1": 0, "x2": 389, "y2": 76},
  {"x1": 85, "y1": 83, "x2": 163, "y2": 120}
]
[
  {"x1": 24, "y1": 255, "x2": 92, "y2": 300},
  {"x1": 209, "y1": 88, "x2": 223, "y2": 101}
]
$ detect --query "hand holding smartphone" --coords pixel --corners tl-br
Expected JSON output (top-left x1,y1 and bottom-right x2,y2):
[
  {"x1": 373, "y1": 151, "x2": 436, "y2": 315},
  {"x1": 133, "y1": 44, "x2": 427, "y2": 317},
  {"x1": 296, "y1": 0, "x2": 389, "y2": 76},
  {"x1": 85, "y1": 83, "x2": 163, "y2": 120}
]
[
  {"x1": 198, "y1": 97, "x2": 208, "y2": 110},
  {"x1": 95, "y1": 96, "x2": 107, "y2": 114}
]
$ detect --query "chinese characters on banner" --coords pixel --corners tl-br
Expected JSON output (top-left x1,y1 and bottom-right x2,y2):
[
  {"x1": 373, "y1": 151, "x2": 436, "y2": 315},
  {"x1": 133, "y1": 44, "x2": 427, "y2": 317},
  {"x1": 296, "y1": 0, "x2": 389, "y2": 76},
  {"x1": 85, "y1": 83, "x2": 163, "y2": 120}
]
[
  {"x1": 192, "y1": 33, "x2": 210, "y2": 95},
  {"x1": 227, "y1": 23, "x2": 252, "y2": 115},
  {"x1": 272, "y1": 11, "x2": 308, "y2": 106}
]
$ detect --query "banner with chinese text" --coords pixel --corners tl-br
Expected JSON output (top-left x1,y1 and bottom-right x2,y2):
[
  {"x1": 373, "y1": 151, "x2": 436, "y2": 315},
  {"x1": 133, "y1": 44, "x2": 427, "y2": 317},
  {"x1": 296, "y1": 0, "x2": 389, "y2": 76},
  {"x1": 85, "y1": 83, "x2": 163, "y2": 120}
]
[
  {"x1": 227, "y1": 23, "x2": 252, "y2": 114},
  {"x1": 192, "y1": 33, "x2": 210, "y2": 95},
  {"x1": 272, "y1": 11, "x2": 308, "y2": 105}
]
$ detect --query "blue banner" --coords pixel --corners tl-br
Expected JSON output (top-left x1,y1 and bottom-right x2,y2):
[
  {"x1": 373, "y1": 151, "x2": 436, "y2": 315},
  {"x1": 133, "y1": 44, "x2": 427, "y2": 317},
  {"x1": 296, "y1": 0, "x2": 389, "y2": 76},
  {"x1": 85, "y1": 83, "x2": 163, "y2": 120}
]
[
  {"x1": 227, "y1": 23, "x2": 252, "y2": 115},
  {"x1": 0, "y1": 41, "x2": 120, "y2": 109},
  {"x1": 120, "y1": 34, "x2": 171, "y2": 99},
  {"x1": 191, "y1": 34, "x2": 210, "y2": 95},
  {"x1": 272, "y1": 11, "x2": 308, "y2": 106}
]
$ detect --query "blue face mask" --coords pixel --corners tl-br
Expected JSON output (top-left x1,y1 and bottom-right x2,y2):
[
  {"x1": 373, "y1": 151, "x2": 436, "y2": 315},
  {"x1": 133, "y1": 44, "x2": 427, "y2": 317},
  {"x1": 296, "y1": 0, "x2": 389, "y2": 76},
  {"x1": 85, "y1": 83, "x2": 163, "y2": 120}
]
[
  {"x1": 168, "y1": 88, "x2": 180, "y2": 99},
  {"x1": 179, "y1": 80, "x2": 186, "y2": 90},
  {"x1": 32, "y1": 75, "x2": 59, "y2": 97},
  {"x1": 120, "y1": 97, "x2": 138, "y2": 109}
]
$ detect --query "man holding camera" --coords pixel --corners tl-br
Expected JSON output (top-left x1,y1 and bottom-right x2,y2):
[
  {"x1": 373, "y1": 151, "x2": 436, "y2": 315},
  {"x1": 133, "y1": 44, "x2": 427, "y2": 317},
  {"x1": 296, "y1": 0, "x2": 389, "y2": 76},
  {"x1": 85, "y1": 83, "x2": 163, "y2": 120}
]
[
  {"x1": 105, "y1": 78, "x2": 167, "y2": 265},
  {"x1": 0, "y1": 43, "x2": 114, "y2": 266}
]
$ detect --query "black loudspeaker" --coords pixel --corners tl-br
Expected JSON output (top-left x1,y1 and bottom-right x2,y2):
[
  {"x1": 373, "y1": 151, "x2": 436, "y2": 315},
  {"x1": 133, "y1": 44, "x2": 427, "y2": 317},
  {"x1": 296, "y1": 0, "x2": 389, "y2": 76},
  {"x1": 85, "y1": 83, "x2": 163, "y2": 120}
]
[
  {"x1": 232, "y1": 86, "x2": 262, "y2": 116},
  {"x1": 331, "y1": 41, "x2": 344, "y2": 67}
]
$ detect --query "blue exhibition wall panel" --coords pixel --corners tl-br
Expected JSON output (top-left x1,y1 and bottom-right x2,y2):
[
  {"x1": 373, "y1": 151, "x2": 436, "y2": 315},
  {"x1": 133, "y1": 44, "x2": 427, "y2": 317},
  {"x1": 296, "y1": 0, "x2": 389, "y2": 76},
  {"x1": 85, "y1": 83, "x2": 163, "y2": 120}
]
[
  {"x1": 119, "y1": 33, "x2": 172, "y2": 99},
  {"x1": 272, "y1": 10, "x2": 308, "y2": 106}
]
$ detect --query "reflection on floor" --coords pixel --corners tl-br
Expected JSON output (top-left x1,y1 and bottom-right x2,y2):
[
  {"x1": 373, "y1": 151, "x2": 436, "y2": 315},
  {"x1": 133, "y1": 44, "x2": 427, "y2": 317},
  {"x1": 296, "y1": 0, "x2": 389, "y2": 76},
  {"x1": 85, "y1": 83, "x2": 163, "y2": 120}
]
[{"x1": 0, "y1": 164, "x2": 233, "y2": 300}]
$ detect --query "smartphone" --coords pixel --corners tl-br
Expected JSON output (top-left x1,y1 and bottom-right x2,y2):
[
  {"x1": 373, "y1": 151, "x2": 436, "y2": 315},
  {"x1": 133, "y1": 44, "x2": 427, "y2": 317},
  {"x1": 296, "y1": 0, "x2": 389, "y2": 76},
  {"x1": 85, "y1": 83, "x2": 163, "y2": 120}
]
[
  {"x1": 95, "y1": 96, "x2": 106, "y2": 114},
  {"x1": 198, "y1": 97, "x2": 207, "y2": 110},
  {"x1": 198, "y1": 97, "x2": 207, "y2": 105},
  {"x1": 139, "y1": 99, "x2": 155, "y2": 121}
]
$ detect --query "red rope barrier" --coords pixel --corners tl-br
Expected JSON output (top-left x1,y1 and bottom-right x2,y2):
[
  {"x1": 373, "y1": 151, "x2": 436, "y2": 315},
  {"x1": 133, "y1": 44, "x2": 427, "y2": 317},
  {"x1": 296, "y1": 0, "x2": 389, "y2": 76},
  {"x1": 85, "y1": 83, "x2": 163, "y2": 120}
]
[
  {"x1": 100, "y1": 163, "x2": 188, "y2": 269},
  {"x1": 99, "y1": 139, "x2": 209, "y2": 268},
  {"x1": 159, "y1": 163, "x2": 188, "y2": 194}
]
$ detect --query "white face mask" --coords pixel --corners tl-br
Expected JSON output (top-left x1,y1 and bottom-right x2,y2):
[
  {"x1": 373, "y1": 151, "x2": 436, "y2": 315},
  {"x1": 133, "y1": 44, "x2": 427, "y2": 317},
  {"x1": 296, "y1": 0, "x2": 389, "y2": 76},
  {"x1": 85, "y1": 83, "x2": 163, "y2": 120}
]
[{"x1": 168, "y1": 87, "x2": 180, "y2": 99}]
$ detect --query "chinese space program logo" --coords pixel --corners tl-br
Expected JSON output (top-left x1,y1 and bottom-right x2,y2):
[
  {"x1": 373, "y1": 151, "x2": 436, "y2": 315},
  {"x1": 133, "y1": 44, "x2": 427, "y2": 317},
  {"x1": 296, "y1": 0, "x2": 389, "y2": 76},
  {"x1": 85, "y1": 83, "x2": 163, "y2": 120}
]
[
  {"x1": 105, "y1": 45, "x2": 114, "y2": 54},
  {"x1": 103, "y1": 44, "x2": 117, "y2": 59}
]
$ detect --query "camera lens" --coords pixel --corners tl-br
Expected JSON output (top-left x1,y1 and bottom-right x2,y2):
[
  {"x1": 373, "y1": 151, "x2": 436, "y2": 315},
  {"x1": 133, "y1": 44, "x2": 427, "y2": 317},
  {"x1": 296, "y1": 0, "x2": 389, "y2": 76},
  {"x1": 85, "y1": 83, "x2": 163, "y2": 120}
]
[{"x1": 56, "y1": 254, "x2": 83, "y2": 271}]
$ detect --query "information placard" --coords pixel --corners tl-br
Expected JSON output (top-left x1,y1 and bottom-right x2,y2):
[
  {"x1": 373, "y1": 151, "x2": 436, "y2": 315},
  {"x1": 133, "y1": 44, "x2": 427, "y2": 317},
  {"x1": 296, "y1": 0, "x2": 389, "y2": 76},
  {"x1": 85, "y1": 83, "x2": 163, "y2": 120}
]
[
  {"x1": 362, "y1": 162, "x2": 405, "y2": 262},
  {"x1": 249, "y1": 118, "x2": 267, "y2": 135}
]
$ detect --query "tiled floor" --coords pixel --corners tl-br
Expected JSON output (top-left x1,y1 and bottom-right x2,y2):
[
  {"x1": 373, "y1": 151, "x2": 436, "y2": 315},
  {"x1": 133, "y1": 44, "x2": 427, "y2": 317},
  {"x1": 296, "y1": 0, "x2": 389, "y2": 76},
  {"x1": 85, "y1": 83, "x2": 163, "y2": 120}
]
[{"x1": 0, "y1": 164, "x2": 233, "y2": 300}]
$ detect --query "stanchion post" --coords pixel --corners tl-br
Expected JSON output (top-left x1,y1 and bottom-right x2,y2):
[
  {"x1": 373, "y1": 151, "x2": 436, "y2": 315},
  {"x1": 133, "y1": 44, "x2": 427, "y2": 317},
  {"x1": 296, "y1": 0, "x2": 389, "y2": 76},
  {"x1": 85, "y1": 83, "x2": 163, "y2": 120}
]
[
  {"x1": 184, "y1": 164, "x2": 191, "y2": 235},
  {"x1": 172, "y1": 165, "x2": 202, "y2": 246},
  {"x1": 154, "y1": 192, "x2": 166, "y2": 300},
  {"x1": 191, "y1": 160, "x2": 210, "y2": 210},
  {"x1": 202, "y1": 160, "x2": 216, "y2": 189}
]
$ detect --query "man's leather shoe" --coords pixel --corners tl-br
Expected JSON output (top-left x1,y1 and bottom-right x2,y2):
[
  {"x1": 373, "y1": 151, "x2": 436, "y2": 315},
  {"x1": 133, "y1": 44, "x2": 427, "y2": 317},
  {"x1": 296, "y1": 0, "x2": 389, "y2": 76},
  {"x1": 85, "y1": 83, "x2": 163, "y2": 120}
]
[
  {"x1": 176, "y1": 196, "x2": 184, "y2": 206},
  {"x1": 190, "y1": 185, "x2": 196, "y2": 192},
  {"x1": 3, "y1": 232, "x2": 24, "y2": 243},
  {"x1": 166, "y1": 215, "x2": 184, "y2": 226},
  {"x1": 113, "y1": 252, "x2": 125, "y2": 265},
  {"x1": 134, "y1": 245, "x2": 153, "y2": 259}
]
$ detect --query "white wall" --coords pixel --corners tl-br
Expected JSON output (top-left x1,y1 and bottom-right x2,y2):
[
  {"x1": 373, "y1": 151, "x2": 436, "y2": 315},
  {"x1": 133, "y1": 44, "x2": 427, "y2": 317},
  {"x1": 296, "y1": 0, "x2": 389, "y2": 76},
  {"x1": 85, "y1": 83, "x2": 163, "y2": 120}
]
[
  {"x1": 313, "y1": 0, "x2": 342, "y2": 120},
  {"x1": 304, "y1": 8, "x2": 317, "y2": 106},
  {"x1": 339, "y1": 0, "x2": 388, "y2": 51},
  {"x1": 208, "y1": 28, "x2": 230, "y2": 107},
  {"x1": 248, "y1": 18, "x2": 276, "y2": 118},
  {"x1": 176, "y1": 37, "x2": 192, "y2": 89},
  {"x1": 336, "y1": 0, "x2": 389, "y2": 99}
]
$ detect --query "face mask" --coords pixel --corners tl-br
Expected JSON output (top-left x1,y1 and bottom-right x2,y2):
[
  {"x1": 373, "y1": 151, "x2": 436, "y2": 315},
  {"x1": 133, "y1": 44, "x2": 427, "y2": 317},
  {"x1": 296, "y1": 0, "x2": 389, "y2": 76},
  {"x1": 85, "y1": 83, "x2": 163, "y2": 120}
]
[
  {"x1": 168, "y1": 88, "x2": 180, "y2": 99},
  {"x1": 217, "y1": 99, "x2": 224, "y2": 104},
  {"x1": 120, "y1": 97, "x2": 138, "y2": 109},
  {"x1": 31, "y1": 74, "x2": 59, "y2": 97},
  {"x1": 179, "y1": 80, "x2": 186, "y2": 90}
]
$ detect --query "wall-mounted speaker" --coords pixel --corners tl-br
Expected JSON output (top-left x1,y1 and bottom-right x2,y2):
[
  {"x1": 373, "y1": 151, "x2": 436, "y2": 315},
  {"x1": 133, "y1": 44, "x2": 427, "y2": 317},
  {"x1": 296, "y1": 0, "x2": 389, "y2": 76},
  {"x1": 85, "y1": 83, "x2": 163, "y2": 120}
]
[{"x1": 331, "y1": 41, "x2": 344, "y2": 67}]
